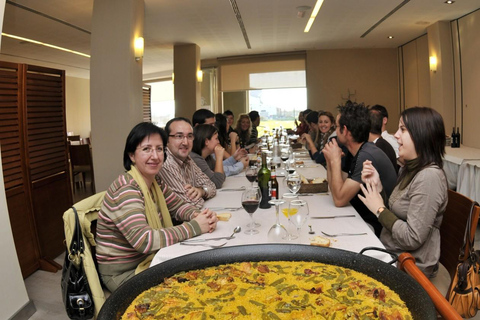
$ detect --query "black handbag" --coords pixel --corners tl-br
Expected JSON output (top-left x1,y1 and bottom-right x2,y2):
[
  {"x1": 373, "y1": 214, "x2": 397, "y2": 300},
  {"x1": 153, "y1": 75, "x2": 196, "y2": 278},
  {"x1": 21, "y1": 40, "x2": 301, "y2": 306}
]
[{"x1": 61, "y1": 207, "x2": 95, "y2": 320}]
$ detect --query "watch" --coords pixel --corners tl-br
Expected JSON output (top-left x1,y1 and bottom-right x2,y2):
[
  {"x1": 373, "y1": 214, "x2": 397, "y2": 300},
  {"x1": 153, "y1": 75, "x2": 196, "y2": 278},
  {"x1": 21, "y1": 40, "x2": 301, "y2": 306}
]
[
  {"x1": 376, "y1": 206, "x2": 386, "y2": 217},
  {"x1": 202, "y1": 186, "x2": 208, "y2": 196}
]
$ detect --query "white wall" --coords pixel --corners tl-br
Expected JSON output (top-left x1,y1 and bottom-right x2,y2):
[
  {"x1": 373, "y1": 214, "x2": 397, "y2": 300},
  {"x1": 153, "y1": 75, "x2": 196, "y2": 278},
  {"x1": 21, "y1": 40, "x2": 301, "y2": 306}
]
[
  {"x1": 0, "y1": 146, "x2": 32, "y2": 319},
  {"x1": 66, "y1": 76, "x2": 91, "y2": 139},
  {"x1": 0, "y1": 2, "x2": 33, "y2": 318}
]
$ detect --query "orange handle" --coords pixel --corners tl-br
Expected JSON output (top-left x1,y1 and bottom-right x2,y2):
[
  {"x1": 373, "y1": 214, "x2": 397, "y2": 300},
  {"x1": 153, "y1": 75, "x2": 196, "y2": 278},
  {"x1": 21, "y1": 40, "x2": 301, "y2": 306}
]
[{"x1": 398, "y1": 253, "x2": 462, "y2": 320}]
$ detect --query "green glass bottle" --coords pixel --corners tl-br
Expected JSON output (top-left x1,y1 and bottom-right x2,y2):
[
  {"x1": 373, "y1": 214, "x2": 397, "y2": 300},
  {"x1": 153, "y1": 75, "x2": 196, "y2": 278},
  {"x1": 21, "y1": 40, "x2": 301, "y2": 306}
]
[{"x1": 258, "y1": 152, "x2": 271, "y2": 209}]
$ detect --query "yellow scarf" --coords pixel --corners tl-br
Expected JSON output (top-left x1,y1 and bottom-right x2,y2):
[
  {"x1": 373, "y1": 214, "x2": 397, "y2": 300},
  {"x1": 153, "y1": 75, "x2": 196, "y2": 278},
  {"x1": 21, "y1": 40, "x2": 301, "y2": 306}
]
[{"x1": 128, "y1": 165, "x2": 173, "y2": 274}]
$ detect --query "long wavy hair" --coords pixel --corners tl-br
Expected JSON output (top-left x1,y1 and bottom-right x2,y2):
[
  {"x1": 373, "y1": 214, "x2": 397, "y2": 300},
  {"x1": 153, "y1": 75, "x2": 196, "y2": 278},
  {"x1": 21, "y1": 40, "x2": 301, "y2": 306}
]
[{"x1": 235, "y1": 113, "x2": 251, "y2": 145}]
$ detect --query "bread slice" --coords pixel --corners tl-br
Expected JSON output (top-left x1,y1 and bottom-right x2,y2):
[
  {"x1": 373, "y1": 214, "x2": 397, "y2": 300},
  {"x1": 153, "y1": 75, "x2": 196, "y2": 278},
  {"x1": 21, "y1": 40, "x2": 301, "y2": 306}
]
[
  {"x1": 217, "y1": 212, "x2": 232, "y2": 221},
  {"x1": 310, "y1": 235, "x2": 330, "y2": 247}
]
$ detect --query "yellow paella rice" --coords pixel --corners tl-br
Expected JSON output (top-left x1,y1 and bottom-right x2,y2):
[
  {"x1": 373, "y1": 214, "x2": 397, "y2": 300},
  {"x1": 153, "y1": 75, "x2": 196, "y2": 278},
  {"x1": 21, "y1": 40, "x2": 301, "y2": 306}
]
[{"x1": 122, "y1": 261, "x2": 412, "y2": 319}]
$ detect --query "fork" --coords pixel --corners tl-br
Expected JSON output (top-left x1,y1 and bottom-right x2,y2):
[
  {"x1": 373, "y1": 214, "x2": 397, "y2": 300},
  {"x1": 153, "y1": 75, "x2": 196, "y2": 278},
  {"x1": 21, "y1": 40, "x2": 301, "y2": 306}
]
[
  {"x1": 179, "y1": 242, "x2": 227, "y2": 248},
  {"x1": 321, "y1": 231, "x2": 367, "y2": 237}
]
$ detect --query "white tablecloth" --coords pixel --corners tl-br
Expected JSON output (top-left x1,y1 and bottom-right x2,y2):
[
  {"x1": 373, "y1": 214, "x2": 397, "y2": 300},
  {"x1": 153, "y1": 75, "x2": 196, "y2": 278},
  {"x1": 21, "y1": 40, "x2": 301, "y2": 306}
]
[
  {"x1": 443, "y1": 145, "x2": 480, "y2": 201},
  {"x1": 151, "y1": 162, "x2": 391, "y2": 267},
  {"x1": 457, "y1": 160, "x2": 480, "y2": 203}
]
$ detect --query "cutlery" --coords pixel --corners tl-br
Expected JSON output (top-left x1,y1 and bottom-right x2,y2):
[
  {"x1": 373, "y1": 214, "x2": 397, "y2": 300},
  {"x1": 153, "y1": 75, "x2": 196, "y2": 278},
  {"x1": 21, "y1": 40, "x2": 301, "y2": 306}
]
[
  {"x1": 220, "y1": 186, "x2": 246, "y2": 192},
  {"x1": 208, "y1": 207, "x2": 242, "y2": 211},
  {"x1": 180, "y1": 242, "x2": 227, "y2": 248},
  {"x1": 311, "y1": 215, "x2": 356, "y2": 219},
  {"x1": 321, "y1": 231, "x2": 367, "y2": 237},
  {"x1": 183, "y1": 226, "x2": 241, "y2": 242}
]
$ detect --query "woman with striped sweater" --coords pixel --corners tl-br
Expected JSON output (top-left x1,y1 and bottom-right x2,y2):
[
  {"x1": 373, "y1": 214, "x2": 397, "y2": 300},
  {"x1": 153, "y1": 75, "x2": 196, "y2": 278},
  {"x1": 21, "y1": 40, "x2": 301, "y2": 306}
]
[{"x1": 96, "y1": 122, "x2": 218, "y2": 292}]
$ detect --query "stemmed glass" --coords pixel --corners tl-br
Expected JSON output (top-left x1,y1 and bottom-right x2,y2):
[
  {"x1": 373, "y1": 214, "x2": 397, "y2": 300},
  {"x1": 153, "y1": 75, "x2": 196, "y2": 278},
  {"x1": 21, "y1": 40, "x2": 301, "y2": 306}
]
[
  {"x1": 267, "y1": 199, "x2": 287, "y2": 242},
  {"x1": 285, "y1": 173, "x2": 301, "y2": 195},
  {"x1": 282, "y1": 193, "x2": 299, "y2": 240},
  {"x1": 241, "y1": 186, "x2": 262, "y2": 235},
  {"x1": 245, "y1": 166, "x2": 258, "y2": 187},
  {"x1": 289, "y1": 199, "x2": 309, "y2": 239}
]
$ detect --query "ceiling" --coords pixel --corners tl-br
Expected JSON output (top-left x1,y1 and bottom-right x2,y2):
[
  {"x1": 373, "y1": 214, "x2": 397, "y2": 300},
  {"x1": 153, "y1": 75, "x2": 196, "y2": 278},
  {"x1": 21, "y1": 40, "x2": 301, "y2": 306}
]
[{"x1": 1, "y1": 0, "x2": 479, "y2": 79}]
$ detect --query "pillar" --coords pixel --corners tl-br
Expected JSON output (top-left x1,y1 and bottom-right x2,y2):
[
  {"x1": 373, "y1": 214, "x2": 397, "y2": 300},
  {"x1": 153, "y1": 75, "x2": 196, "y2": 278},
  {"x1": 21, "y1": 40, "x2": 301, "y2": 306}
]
[{"x1": 174, "y1": 44, "x2": 201, "y2": 119}]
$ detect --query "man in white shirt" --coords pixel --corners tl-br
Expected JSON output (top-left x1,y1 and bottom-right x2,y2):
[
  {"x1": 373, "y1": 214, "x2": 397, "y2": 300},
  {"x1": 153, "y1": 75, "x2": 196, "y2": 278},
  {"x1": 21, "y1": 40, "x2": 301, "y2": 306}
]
[{"x1": 370, "y1": 104, "x2": 399, "y2": 158}]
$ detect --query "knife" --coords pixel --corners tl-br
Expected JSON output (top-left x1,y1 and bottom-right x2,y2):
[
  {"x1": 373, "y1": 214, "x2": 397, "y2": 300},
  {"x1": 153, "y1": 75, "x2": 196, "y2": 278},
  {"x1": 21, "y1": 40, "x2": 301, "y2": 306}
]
[
  {"x1": 208, "y1": 207, "x2": 242, "y2": 211},
  {"x1": 220, "y1": 187, "x2": 245, "y2": 192},
  {"x1": 310, "y1": 214, "x2": 356, "y2": 219}
]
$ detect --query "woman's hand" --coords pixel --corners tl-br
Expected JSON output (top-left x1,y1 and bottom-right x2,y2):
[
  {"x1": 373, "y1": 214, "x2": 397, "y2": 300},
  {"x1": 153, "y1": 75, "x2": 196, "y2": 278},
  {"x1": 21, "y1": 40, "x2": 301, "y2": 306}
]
[
  {"x1": 193, "y1": 208, "x2": 218, "y2": 233},
  {"x1": 361, "y1": 160, "x2": 382, "y2": 191},
  {"x1": 214, "y1": 144, "x2": 225, "y2": 159},
  {"x1": 229, "y1": 131, "x2": 238, "y2": 144},
  {"x1": 358, "y1": 182, "x2": 386, "y2": 217},
  {"x1": 301, "y1": 133, "x2": 312, "y2": 143}
]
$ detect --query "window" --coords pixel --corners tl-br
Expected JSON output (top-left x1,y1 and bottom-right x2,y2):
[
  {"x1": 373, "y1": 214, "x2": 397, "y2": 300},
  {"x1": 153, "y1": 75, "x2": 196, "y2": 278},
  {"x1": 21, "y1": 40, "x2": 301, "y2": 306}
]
[{"x1": 149, "y1": 80, "x2": 175, "y2": 127}]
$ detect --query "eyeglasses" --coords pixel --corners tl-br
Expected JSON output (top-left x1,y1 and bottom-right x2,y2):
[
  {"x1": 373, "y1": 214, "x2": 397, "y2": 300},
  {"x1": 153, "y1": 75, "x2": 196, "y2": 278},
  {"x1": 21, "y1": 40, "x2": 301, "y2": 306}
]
[
  {"x1": 169, "y1": 134, "x2": 194, "y2": 141},
  {"x1": 138, "y1": 146, "x2": 164, "y2": 154}
]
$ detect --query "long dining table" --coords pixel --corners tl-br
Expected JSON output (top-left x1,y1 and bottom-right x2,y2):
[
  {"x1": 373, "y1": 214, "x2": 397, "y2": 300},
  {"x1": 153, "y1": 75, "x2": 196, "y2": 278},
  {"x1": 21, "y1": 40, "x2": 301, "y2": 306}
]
[{"x1": 151, "y1": 158, "x2": 391, "y2": 267}]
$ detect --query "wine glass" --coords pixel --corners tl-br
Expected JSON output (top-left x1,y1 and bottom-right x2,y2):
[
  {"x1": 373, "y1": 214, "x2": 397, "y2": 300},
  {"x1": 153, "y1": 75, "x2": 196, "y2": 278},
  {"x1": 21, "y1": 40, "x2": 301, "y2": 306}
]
[
  {"x1": 289, "y1": 199, "x2": 309, "y2": 239},
  {"x1": 268, "y1": 199, "x2": 287, "y2": 242},
  {"x1": 245, "y1": 166, "x2": 258, "y2": 187},
  {"x1": 285, "y1": 173, "x2": 301, "y2": 195},
  {"x1": 282, "y1": 193, "x2": 299, "y2": 240},
  {"x1": 241, "y1": 187, "x2": 262, "y2": 235}
]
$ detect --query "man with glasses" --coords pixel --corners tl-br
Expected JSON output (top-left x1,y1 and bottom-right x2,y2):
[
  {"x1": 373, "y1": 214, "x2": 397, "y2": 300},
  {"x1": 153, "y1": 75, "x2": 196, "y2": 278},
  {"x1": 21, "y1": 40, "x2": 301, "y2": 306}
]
[{"x1": 158, "y1": 117, "x2": 216, "y2": 208}]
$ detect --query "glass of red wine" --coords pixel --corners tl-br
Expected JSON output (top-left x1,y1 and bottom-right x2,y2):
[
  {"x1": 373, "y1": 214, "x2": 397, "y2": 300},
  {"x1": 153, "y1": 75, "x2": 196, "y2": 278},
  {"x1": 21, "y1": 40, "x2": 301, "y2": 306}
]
[
  {"x1": 245, "y1": 165, "x2": 258, "y2": 187},
  {"x1": 241, "y1": 186, "x2": 262, "y2": 235}
]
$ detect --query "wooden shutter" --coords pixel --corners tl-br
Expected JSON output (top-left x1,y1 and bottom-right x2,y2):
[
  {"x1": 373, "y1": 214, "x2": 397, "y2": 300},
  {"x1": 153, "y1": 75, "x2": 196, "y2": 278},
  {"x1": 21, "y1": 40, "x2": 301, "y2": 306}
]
[
  {"x1": 143, "y1": 84, "x2": 151, "y2": 122},
  {"x1": 24, "y1": 65, "x2": 72, "y2": 259},
  {"x1": 0, "y1": 61, "x2": 41, "y2": 277}
]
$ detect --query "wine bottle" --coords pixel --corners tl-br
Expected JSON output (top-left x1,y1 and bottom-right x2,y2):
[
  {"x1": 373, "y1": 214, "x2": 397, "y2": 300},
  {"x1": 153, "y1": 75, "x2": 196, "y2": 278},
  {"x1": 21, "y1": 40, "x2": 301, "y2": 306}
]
[
  {"x1": 270, "y1": 165, "x2": 279, "y2": 200},
  {"x1": 258, "y1": 152, "x2": 271, "y2": 209},
  {"x1": 456, "y1": 127, "x2": 461, "y2": 148},
  {"x1": 451, "y1": 127, "x2": 456, "y2": 148}
]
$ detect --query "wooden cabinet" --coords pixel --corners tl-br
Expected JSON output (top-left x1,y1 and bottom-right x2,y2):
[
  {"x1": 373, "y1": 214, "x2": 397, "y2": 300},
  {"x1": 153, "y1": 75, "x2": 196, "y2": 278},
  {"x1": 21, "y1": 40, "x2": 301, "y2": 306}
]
[{"x1": 0, "y1": 61, "x2": 73, "y2": 277}]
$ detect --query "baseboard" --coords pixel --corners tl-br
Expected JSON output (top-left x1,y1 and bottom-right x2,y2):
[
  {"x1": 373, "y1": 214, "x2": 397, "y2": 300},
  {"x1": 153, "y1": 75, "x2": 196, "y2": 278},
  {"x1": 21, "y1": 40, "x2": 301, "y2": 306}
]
[{"x1": 9, "y1": 300, "x2": 36, "y2": 320}]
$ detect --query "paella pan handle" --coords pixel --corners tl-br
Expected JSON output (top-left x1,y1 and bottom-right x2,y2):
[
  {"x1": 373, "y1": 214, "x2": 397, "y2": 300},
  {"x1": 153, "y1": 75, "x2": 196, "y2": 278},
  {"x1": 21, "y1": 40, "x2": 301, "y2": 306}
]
[
  {"x1": 359, "y1": 247, "x2": 398, "y2": 265},
  {"x1": 398, "y1": 253, "x2": 462, "y2": 320}
]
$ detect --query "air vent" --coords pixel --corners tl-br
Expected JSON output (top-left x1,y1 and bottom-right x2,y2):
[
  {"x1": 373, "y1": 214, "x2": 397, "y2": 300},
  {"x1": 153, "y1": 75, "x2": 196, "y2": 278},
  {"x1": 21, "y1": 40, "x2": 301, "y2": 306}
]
[
  {"x1": 229, "y1": 0, "x2": 251, "y2": 49},
  {"x1": 361, "y1": 0, "x2": 410, "y2": 38}
]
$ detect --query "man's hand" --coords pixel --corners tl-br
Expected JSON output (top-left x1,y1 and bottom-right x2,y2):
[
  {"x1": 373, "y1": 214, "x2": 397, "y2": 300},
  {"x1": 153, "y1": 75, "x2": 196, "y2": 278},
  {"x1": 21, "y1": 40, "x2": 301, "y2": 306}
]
[
  {"x1": 239, "y1": 156, "x2": 249, "y2": 169},
  {"x1": 322, "y1": 138, "x2": 342, "y2": 164},
  {"x1": 184, "y1": 184, "x2": 204, "y2": 201},
  {"x1": 233, "y1": 148, "x2": 247, "y2": 161}
]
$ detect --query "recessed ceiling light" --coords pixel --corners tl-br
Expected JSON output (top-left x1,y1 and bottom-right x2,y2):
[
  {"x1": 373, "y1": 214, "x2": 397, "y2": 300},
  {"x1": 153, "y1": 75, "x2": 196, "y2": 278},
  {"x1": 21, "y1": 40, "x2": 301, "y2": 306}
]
[
  {"x1": 1, "y1": 32, "x2": 90, "y2": 58},
  {"x1": 388, "y1": 36, "x2": 394, "y2": 39},
  {"x1": 445, "y1": 0, "x2": 455, "y2": 4}
]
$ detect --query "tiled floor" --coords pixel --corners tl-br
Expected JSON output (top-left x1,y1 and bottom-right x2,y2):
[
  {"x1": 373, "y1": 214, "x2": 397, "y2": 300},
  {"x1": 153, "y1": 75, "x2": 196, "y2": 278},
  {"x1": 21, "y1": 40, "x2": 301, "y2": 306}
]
[{"x1": 23, "y1": 200, "x2": 480, "y2": 319}]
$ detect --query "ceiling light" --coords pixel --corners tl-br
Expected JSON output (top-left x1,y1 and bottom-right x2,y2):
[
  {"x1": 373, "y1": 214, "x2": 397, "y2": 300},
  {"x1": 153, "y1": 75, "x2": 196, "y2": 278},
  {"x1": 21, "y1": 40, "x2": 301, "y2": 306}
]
[
  {"x1": 445, "y1": 0, "x2": 455, "y2": 4},
  {"x1": 304, "y1": 0, "x2": 325, "y2": 33},
  {"x1": 387, "y1": 36, "x2": 394, "y2": 39},
  {"x1": 1, "y1": 32, "x2": 90, "y2": 58},
  {"x1": 296, "y1": 6, "x2": 311, "y2": 18}
]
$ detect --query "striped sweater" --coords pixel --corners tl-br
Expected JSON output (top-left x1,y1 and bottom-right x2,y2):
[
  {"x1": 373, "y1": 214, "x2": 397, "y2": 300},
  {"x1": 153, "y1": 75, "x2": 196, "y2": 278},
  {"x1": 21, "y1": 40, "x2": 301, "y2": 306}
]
[{"x1": 96, "y1": 172, "x2": 201, "y2": 275}]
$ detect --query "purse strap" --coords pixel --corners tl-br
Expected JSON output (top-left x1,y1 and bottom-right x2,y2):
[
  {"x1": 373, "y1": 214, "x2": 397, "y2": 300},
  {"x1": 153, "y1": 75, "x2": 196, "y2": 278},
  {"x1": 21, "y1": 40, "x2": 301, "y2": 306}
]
[
  {"x1": 458, "y1": 201, "x2": 479, "y2": 262},
  {"x1": 69, "y1": 206, "x2": 84, "y2": 256}
]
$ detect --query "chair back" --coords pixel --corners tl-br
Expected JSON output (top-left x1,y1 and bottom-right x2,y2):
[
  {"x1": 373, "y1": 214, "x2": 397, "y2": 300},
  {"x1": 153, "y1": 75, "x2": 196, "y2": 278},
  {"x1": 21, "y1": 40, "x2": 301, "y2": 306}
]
[
  {"x1": 440, "y1": 189, "x2": 480, "y2": 280},
  {"x1": 67, "y1": 135, "x2": 81, "y2": 143},
  {"x1": 63, "y1": 191, "x2": 107, "y2": 316},
  {"x1": 70, "y1": 144, "x2": 92, "y2": 166}
]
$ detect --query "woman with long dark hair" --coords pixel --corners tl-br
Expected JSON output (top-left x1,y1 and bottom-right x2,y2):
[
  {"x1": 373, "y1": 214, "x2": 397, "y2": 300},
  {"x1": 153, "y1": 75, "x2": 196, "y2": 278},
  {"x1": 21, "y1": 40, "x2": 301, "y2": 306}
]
[
  {"x1": 359, "y1": 107, "x2": 447, "y2": 277},
  {"x1": 191, "y1": 124, "x2": 226, "y2": 188}
]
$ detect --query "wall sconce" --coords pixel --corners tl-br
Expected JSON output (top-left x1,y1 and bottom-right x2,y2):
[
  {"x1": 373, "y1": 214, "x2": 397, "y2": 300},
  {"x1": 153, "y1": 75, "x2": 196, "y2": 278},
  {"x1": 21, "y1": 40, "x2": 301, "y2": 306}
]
[
  {"x1": 429, "y1": 56, "x2": 437, "y2": 73},
  {"x1": 134, "y1": 37, "x2": 144, "y2": 61},
  {"x1": 197, "y1": 70, "x2": 203, "y2": 83},
  {"x1": 172, "y1": 72, "x2": 175, "y2": 84}
]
